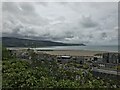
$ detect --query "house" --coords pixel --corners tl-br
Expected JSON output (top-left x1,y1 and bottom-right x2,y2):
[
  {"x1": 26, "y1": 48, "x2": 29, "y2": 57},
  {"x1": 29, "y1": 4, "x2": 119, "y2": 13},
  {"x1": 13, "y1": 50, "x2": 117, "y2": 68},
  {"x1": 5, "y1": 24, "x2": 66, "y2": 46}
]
[
  {"x1": 93, "y1": 53, "x2": 103, "y2": 61},
  {"x1": 93, "y1": 52, "x2": 120, "y2": 64},
  {"x1": 57, "y1": 55, "x2": 72, "y2": 63},
  {"x1": 92, "y1": 52, "x2": 120, "y2": 70},
  {"x1": 102, "y1": 53, "x2": 120, "y2": 64},
  {"x1": 73, "y1": 56, "x2": 84, "y2": 64}
]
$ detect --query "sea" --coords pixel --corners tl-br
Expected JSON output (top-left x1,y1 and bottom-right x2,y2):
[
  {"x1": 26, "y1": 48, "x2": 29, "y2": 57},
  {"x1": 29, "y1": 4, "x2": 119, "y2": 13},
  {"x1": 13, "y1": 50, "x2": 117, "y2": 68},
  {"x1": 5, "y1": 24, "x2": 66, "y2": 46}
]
[
  {"x1": 8, "y1": 45, "x2": 119, "y2": 52},
  {"x1": 32, "y1": 45, "x2": 119, "y2": 52}
]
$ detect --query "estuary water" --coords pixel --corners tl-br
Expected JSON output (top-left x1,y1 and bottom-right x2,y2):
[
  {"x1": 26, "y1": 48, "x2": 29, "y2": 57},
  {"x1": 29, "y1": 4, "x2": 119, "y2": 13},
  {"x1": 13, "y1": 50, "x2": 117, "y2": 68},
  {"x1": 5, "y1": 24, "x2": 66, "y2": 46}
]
[
  {"x1": 8, "y1": 45, "x2": 119, "y2": 52},
  {"x1": 33, "y1": 45, "x2": 118, "y2": 52}
]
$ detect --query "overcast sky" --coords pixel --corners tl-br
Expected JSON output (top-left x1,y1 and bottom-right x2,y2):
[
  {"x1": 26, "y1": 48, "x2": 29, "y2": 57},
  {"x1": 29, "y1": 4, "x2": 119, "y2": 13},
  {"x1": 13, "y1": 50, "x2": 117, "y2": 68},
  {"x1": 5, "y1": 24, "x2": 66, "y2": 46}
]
[{"x1": 2, "y1": 2, "x2": 118, "y2": 45}]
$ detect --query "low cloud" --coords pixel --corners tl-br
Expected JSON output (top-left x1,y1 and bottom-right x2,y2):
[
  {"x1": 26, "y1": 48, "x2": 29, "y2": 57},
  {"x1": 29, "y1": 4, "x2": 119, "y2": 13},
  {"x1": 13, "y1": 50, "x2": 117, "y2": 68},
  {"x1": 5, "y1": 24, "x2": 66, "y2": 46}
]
[
  {"x1": 80, "y1": 15, "x2": 98, "y2": 28},
  {"x1": 2, "y1": 2, "x2": 118, "y2": 45}
]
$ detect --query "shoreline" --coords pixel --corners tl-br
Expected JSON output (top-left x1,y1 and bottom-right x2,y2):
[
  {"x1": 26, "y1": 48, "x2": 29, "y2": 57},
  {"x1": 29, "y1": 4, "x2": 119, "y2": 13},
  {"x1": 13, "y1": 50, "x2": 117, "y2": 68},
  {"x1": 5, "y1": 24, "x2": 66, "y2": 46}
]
[
  {"x1": 7, "y1": 47, "x2": 118, "y2": 57},
  {"x1": 38, "y1": 50, "x2": 108, "y2": 57}
]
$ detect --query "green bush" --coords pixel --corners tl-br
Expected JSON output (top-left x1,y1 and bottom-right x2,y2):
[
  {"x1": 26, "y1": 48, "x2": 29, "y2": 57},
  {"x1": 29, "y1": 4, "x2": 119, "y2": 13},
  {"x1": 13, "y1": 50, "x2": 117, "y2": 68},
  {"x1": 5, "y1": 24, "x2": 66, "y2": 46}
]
[
  {"x1": 2, "y1": 47, "x2": 11, "y2": 60},
  {"x1": 2, "y1": 47, "x2": 120, "y2": 88}
]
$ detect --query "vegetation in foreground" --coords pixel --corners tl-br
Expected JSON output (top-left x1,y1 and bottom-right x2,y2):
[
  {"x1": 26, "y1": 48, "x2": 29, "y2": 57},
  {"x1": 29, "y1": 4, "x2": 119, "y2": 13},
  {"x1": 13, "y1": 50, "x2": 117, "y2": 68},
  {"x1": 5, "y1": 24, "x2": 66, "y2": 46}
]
[{"x1": 2, "y1": 47, "x2": 120, "y2": 88}]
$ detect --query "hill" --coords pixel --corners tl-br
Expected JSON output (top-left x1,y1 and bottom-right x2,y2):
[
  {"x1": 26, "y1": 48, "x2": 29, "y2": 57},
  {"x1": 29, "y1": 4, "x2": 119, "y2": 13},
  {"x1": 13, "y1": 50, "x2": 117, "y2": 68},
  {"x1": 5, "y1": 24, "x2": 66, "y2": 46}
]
[{"x1": 2, "y1": 37, "x2": 85, "y2": 47}]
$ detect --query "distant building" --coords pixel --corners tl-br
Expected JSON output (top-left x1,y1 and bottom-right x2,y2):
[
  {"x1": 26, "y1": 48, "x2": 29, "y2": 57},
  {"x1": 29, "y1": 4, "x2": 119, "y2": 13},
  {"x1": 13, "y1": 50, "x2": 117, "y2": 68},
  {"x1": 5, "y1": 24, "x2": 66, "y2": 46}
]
[
  {"x1": 56, "y1": 55, "x2": 86, "y2": 64},
  {"x1": 93, "y1": 53, "x2": 103, "y2": 62},
  {"x1": 73, "y1": 56, "x2": 84, "y2": 64},
  {"x1": 102, "y1": 53, "x2": 119, "y2": 64},
  {"x1": 93, "y1": 53, "x2": 120, "y2": 64},
  {"x1": 93, "y1": 52, "x2": 120, "y2": 70},
  {"x1": 102, "y1": 53, "x2": 109, "y2": 63},
  {"x1": 57, "y1": 55, "x2": 72, "y2": 63}
]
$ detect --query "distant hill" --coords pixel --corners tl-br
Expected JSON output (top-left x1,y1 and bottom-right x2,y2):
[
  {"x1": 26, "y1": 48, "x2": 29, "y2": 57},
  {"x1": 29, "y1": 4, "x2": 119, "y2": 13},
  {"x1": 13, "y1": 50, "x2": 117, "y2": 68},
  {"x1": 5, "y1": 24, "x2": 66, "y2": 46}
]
[{"x1": 2, "y1": 37, "x2": 86, "y2": 47}]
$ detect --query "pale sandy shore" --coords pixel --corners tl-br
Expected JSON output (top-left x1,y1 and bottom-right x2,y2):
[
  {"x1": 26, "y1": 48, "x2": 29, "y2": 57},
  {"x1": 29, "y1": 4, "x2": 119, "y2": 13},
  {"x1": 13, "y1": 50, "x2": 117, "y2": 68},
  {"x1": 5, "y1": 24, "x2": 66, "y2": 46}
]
[
  {"x1": 38, "y1": 50, "x2": 108, "y2": 56},
  {"x1": 8, "y1": 47, "x2": 117, "y2": 56}
]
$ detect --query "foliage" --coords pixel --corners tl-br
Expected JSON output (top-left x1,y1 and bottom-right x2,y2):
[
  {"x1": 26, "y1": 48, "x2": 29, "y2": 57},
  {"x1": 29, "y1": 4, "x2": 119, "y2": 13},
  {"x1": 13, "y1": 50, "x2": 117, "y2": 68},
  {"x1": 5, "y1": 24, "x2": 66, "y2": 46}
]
[
  {"x1": 116, "y1": 65, "x2": 120, "y2": 71},
  {"x1": 2, "y1": 59, "x2": 120, "y2": 88},
  {"x1": 83, "y1": 63, "x2": 89, "y2": 69},
  {"x1": 2, "y1": 47, "x2": 120, "y2": 88},
  {"x1": 2, "y1": 46, "x2": 12, "y2": 60}
]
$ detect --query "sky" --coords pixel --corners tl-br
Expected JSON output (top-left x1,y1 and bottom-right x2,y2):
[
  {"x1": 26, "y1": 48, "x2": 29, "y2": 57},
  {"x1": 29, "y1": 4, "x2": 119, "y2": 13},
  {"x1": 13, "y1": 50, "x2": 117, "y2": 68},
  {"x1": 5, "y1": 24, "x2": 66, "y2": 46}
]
[{"x1": 2, "y1": 2, "x2": 118, "y2": 45}]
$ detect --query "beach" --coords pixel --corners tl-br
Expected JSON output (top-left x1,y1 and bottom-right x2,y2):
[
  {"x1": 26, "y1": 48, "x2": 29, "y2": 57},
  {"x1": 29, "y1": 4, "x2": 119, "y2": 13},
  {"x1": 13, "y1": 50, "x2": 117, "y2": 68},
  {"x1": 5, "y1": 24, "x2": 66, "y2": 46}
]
[
  {"x1": 38, "y1": 50, "x2": 107, "y2": 56},
  {"x1": 8, "y1": 46, "x2": 118, "y2": 57}
]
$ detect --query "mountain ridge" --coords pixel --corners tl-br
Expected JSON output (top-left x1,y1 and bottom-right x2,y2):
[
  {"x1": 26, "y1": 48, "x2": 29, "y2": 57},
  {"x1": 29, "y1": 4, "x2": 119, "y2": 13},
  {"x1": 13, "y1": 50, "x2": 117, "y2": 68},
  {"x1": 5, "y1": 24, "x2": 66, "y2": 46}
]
[{"x1": 2, "y1": 37, "x2": 86, "y2": 47}]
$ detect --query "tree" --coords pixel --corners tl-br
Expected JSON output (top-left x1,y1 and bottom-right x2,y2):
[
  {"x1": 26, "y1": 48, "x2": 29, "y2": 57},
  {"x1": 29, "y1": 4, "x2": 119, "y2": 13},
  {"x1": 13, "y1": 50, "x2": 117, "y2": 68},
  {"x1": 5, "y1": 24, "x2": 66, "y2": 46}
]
[{"x1": 2, "y1": 46, "x2": 12, "y2": 60}]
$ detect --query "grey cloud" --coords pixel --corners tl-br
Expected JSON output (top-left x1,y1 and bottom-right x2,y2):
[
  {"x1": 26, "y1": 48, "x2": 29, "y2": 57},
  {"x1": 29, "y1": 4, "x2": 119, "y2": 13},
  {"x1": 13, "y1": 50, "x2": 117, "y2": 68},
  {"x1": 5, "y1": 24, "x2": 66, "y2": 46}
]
[
  {"x1": 88, "y1": 34, "x2": 94, "y2": 39},
  {"x1": 64, "y1": 31, "x2": 74, "y2": 39},
  {"x1": 2, "y1": 2, "x2": 118, "y2": 45},
  {"x1": 80, "y1": 16, "x2": 98, "y2": 28},
  {"x1": 101, "y1": 32, "x2": 107, "y2": 39},
  {"x1": 19, "y1": 3, "x2": 35, "y2": 12},
  {"x1": 2, "y1": 2, "x2": 20, "y2": 13},
  {"x1": 36, "y1": 2, "x2": 49, "y2": 6},
  {"x1": 2, "y1": 2, "x2": 36, "y2": 15}
]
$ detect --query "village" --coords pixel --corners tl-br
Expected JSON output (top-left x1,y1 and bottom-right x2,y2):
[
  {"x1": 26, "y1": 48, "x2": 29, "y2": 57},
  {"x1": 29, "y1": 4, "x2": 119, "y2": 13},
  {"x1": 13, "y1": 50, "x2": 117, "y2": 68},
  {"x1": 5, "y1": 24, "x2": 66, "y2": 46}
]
[{"x1": 7, "y1": 48, "x2": 120, "y2": 80}]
